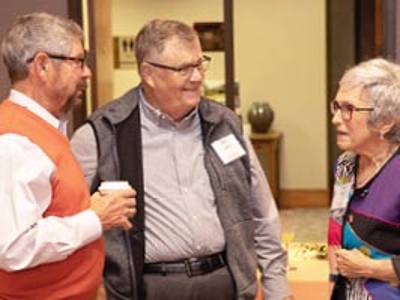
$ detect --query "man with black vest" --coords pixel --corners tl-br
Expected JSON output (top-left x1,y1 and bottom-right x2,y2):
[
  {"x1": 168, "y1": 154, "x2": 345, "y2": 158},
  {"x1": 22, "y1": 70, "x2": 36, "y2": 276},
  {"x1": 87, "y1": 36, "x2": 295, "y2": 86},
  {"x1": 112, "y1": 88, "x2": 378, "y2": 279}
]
[{"x1": 71, "y1": 19, "x2": 293, "y2": 300}]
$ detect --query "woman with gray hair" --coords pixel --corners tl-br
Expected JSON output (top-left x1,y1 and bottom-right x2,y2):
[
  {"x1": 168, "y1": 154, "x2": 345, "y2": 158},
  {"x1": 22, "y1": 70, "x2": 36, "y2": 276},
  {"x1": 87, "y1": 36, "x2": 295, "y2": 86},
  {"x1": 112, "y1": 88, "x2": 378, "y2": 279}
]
[{"x1": 328, "y1": 58, "x2": 400, "y2": 299}]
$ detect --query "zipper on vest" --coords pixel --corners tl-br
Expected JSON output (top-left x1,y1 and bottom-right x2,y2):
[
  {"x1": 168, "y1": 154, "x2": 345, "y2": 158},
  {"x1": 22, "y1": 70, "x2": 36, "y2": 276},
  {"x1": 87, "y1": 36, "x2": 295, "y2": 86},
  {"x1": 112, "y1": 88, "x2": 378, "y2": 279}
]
[{"x1": 124, "y1": 231, "x2": 138, "y2": 300}]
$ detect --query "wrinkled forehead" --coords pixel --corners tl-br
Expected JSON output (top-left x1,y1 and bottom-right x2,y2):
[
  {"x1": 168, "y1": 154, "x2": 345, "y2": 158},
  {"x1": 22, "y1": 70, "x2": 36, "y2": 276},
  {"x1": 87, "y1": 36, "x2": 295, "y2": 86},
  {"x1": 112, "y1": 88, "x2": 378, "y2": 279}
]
[
  {"x1": 153, "y1": 37, "x2": 201, "y2": 60},
  {"x1": 336, "y1": 84, "x2": 371, "y2": 104}
]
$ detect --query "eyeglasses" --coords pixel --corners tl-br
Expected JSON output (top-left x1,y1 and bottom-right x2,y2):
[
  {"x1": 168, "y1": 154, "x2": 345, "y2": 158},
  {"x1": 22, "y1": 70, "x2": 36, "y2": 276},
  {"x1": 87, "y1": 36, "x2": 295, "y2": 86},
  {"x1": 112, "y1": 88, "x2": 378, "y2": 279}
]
[
  {"x1": 330, "y1": 100, "x2": 374, "y2": 121},
  {"x1": 26, "y1": 51, "x2": 88, "y2": 69},
  {"x1": 145, "y1": 55, "x2": 211, "y2": 77}
]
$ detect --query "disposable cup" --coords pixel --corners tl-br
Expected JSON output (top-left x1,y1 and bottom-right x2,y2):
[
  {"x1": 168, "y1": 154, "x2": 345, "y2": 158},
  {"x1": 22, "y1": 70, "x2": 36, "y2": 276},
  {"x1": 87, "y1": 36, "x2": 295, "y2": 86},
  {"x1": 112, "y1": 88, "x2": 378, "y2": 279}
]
[{"x1": 98, "y1": 181, "x2": 131, "y2": 195}]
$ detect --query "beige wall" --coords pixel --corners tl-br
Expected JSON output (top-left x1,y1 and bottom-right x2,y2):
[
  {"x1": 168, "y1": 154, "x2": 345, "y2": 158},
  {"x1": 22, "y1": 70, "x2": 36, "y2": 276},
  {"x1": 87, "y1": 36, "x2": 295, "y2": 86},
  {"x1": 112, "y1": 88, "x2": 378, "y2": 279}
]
[
  {"x1": 0, "y1": 1, "x2": 69, "y2": 99},
  {"x1": 111, "y1": 0, "x2": 327, "y2": 192}
]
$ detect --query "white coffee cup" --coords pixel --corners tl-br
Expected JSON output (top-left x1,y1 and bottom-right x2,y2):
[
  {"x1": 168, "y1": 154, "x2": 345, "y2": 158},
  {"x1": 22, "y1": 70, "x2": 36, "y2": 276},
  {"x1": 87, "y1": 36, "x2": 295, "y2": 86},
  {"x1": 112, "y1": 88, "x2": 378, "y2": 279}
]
[{"x1": 98, "y1": 181, "x2": 132, "y2": 195}]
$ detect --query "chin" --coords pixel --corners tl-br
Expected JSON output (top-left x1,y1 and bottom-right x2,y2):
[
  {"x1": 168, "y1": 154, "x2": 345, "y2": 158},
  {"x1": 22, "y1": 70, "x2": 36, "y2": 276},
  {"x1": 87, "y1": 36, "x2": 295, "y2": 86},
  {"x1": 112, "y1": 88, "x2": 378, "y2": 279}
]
[
  {"x1": 61, "y1": 96, "x2": 82, "y2": 115},
  {"x1": 187, "y1": 96, "x2": 201, "y2": 106},
  {"x1": 183, "y1": 90, "x2": 200, "y2": 100},
  {"x1": 336, "y1": 141, "x2": 351, "y2": 151}
]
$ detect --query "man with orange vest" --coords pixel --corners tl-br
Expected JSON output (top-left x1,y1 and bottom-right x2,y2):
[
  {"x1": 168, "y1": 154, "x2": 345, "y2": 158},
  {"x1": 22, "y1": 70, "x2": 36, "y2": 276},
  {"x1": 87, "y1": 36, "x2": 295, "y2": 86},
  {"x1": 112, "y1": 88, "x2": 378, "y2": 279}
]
[{"x1": 0, "y1": 12, "x2": 136, "y2": 300}]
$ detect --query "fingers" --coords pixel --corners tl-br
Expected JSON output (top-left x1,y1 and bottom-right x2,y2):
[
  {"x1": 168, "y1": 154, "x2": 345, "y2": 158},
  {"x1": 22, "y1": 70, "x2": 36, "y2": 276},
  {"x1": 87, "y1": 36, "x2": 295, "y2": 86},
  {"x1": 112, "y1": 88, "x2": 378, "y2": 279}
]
[
  {"x1": 107, "y1": 215, "x2": 133, "y2": 231},
  {"x1": 335, "y1": 248, "x2": 346, "y2": 258},
  {"x1": 120, "y1": 206, "x2": 136, "y2": 220},
  {"x1": 335, "y1": 249, "x2": 365, "y2": 278},
  {"x1": 115, "y1": 198, "x2": 136, "y2": 220},
  {"x1": 119, "y1": 217, "x2": 133, "y2": 230},
  {"x1": 90, "y1": 188, "x2": 137, "y2": 231},
  {"x1": 335, "y1": 249, "x2": 347, "y2": 276},
  {"x1": 108, "y1": 188, "x2": 136, "y2": 198},
  {"x1": 99, "y1": 212, "x2": 134, "y2": 231}
]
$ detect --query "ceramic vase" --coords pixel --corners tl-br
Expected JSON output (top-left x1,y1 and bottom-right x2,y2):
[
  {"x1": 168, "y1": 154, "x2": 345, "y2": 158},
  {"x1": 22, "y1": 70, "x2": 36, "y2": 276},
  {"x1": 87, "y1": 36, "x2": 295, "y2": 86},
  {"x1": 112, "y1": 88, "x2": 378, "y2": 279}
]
[{"x1": 247, "y1": 102, "x2": 274, "y2": 133}]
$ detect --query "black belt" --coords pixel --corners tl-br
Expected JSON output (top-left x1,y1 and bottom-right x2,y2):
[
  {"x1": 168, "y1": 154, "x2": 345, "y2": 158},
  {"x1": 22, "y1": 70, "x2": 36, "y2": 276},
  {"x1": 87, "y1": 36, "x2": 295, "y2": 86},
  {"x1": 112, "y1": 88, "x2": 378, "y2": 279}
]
[{"x1": 144, "y1": 252, "x2": 226, "y2": 277}]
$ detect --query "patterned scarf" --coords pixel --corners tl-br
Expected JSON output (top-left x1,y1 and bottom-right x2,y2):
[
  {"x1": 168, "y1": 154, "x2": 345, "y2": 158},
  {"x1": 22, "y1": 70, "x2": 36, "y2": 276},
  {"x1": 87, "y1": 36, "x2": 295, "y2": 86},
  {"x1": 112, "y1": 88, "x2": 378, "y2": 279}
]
[
  {"x1": 329, "y1": 151, "x2": 371, "y2": 300},
  {"x1": 329, "y1": 151, "x2": 357, "y2": 236}
]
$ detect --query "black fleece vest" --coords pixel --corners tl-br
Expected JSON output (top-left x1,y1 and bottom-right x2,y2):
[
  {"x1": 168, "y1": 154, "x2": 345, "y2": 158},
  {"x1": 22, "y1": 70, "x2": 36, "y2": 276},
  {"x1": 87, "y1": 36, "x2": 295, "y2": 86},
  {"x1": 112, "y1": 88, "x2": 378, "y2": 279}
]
[{"x1": 88, "y1": 108, "x2": 145, "y2": 300}]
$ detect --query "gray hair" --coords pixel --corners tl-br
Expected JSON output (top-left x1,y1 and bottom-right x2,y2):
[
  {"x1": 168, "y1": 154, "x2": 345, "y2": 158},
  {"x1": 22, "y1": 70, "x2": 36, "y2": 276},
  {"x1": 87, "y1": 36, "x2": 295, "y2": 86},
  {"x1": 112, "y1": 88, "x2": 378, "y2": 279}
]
[
  {"x1": 134, "y1": 19, "x2": 198, "y2": 67},
  {"x1": 1, "y1": 12, "x2": 83, "y2": 83},
  {"x1": 340, "y1": 58, "x2": 400, "y2": 143}
]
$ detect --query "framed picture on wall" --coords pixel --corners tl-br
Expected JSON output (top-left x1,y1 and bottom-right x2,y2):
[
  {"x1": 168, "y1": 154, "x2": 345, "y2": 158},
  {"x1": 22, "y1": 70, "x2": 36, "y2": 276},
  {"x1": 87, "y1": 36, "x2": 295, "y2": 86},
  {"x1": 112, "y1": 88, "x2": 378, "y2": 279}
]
[
  {"x1": 113, "y1": 36, "x2": 136, "y2": 69},
  {"x1": 193, "y1": 22, "x2": 225, "y2": 52}
]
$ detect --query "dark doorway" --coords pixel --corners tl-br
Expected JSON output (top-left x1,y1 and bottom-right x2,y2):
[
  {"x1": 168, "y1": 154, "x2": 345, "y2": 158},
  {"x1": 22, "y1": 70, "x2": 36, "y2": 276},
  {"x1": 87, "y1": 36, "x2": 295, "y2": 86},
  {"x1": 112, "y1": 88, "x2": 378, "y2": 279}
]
[{"x1": 326, "y1": 0, "x2": 385, "y2": 198}]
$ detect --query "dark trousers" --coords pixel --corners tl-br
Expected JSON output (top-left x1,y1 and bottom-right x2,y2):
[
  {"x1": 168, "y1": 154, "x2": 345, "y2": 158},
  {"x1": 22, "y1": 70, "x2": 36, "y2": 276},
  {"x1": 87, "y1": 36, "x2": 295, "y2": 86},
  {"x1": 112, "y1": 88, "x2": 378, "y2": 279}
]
[{"x1": 144, "y1": 265, "x2": 235, "y2": 300}]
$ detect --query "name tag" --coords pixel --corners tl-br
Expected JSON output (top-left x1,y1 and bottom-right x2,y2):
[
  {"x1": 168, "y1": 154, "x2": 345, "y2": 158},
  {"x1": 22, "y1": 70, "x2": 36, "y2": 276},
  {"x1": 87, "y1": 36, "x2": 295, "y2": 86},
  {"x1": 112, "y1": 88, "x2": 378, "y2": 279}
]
[{"x1": 211, "y1": 134, "x2": 246, "y2": 165}]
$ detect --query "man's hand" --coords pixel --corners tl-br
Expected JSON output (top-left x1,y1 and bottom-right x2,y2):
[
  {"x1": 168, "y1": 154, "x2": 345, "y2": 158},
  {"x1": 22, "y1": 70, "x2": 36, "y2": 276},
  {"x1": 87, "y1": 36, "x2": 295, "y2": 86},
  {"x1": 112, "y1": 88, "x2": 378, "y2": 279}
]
[{"x1": 90, "y1": 188, "x2": 136, "y2": 231}]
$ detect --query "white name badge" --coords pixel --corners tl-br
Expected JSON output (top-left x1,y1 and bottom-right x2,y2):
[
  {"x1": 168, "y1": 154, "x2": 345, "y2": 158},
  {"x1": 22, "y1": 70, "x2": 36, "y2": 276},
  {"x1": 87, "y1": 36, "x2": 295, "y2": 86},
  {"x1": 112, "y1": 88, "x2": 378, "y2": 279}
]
[{"x1": 211, "y1": 134, "x2": 246, "y2": 165}]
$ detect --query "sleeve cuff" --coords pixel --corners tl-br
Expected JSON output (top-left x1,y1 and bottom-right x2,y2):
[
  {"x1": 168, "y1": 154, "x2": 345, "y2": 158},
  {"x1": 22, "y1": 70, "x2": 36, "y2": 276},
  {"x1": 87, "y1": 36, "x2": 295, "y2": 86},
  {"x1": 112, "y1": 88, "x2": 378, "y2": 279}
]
[{"x1": 76, "y1": 209, "x2": 103, "y2": 244}]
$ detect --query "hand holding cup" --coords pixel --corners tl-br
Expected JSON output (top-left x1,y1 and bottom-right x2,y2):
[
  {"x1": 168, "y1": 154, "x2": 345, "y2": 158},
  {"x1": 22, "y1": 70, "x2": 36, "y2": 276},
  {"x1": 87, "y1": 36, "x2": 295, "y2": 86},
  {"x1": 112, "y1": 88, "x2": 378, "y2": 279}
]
[{"x1": 91, "y1": 181, "x2": 136, "y2": 231}]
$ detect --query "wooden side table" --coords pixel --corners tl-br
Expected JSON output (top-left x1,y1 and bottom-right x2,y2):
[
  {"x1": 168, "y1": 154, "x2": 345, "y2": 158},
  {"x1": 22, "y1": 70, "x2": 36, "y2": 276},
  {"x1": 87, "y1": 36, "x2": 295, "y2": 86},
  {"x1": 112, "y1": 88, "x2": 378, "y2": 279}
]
[{"x1": 250, "y1": 131, "x2": 283, "y2": 206}]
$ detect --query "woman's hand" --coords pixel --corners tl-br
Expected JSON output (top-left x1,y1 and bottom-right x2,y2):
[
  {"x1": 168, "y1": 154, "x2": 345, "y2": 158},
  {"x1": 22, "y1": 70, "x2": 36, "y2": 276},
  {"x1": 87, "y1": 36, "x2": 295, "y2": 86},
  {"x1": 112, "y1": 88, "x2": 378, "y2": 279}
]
[
  {"x1": 335, "y1": 248, "x2": 369, "y2": 278},
  {"x1": 336, "y1": 248, "x2": 398, "y2": 283}
]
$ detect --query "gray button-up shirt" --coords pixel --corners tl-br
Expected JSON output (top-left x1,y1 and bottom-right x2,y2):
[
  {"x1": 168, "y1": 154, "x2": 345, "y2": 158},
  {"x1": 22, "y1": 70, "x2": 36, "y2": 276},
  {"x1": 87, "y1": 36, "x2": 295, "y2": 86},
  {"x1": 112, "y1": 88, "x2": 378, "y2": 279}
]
[
  {"x1": 70, "y1": 91, "x2": 291, "y2": 299},
  {"x1": 139, "y1": 96, "x2": 225, "y2": 262}
]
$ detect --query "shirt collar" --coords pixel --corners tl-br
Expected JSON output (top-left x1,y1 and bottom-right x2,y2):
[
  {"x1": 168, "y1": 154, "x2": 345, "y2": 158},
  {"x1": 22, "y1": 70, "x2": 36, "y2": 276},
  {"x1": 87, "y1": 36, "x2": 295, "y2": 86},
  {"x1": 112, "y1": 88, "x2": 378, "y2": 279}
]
[{"x1": 9, "y1": 89, "x2": 68, "y2": 135}]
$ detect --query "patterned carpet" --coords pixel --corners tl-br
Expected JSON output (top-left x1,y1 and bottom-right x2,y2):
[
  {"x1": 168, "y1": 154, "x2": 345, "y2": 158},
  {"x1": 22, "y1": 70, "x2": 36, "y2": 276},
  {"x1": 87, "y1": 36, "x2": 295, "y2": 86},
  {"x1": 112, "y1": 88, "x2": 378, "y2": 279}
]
[
  {"x1": 279, "y1": 208, "x2": 329, "y2": 243},
  {"x1": 278, "y1": 208, "x2": 331, "y2": 299},
  {"x1": 280, "y1": 208, "x2": 329, "y2": 262},
  {"x1": 289, "y1": 242, "x2": 327, "y2": 260},
  {"x1": 247, "y1": 208, "x2": 331, "y2": 300}
]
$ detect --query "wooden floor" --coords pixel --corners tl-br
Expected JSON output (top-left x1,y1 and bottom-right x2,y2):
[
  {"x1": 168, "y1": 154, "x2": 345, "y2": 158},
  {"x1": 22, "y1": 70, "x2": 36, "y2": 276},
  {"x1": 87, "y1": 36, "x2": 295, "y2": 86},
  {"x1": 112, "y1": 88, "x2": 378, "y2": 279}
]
[
  {"x1": 256, "y1": 257, "x2": 330, "y2": 299},
  {"x1": 287, "y1": 257, "x2": 330, "y2": 299},
  {"x1": 290, "y1": 281, "x2": 330, "y2": 300},
  {"x1": 255, "y1": 282, "x2": 329, "y2": 300},
  {"x1": 257, "y1": 206, "x2": 331, "y2": 300}
]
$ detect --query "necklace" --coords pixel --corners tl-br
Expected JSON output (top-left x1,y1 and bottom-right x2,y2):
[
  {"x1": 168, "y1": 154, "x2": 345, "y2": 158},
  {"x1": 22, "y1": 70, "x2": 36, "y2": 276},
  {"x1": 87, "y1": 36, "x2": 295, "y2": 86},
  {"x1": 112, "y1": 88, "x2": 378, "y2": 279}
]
[{"x1": 356, "y1": 146, "x2": 399, "y2": 188}]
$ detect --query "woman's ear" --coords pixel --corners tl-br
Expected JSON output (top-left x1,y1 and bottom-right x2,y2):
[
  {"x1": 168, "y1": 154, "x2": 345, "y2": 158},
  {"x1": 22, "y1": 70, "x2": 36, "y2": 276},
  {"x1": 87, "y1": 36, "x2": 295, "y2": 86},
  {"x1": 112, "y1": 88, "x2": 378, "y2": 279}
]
[{"x1": 378, "y1": 120, "x2": 395, "y2": 139}]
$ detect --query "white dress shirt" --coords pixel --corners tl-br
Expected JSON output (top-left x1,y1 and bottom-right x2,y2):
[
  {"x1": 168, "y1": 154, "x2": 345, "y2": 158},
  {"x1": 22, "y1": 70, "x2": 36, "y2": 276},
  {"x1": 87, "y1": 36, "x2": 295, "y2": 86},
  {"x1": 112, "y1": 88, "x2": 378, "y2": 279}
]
[{"x1": 0, "y1": 90, "x2": 102, "y2": 272}]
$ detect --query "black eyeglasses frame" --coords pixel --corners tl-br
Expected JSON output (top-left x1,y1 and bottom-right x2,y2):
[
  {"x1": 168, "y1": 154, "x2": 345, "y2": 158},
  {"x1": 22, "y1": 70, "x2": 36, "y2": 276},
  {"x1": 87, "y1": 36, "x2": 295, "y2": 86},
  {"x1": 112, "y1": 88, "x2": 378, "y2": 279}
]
[
  {"x1": 145, "y1": 55, "x2": 211, "y2": 76},
  {"x1": 26, "y1": 51, "x2": 88, "y2": 69}
]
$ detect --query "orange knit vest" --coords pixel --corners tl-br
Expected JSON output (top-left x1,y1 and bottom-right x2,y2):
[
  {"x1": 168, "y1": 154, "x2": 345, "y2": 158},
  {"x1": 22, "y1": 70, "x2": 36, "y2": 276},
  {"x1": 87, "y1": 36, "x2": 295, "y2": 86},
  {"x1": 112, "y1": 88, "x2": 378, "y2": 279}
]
[{"x1": 0, "y1": 100, "x2": 105, "y2": 300}]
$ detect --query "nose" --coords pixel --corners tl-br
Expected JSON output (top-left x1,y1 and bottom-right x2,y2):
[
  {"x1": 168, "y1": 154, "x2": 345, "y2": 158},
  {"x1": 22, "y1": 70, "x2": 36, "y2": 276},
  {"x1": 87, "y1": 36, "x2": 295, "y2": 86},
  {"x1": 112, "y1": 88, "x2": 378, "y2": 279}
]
[
  {"x1": 331, "y1": 110, "x2": 341, "y2": 125},
  {"x1": 189, "y1": 66, "x2": 204, "y2": 81},
  {"x1": 82, "y1": 64, "x2": 92, "y2": 79}
]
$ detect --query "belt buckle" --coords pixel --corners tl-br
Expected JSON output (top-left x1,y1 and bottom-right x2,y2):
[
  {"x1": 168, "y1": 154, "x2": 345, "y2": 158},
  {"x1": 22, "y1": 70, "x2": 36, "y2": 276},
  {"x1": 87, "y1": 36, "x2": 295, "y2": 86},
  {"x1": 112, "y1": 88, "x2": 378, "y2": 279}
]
[{"x1": 184, "y1": 260, "x2": 192, "y2": 277}]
